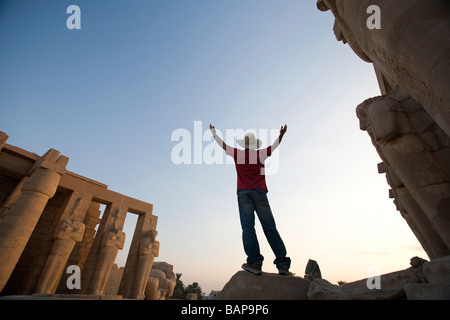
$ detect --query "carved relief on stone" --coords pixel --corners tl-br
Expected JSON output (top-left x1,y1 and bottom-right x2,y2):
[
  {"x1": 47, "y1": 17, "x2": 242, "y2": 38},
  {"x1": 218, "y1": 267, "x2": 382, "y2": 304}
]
[
  {"x1": 53, "y1": 218, "x2": 85, "y2": 242},
  {"x1": 139, "y1": 230, "x2": 160, "y2": 257},
  {"x1": 101, "y1": 230, "x2": 125, "y2": 250}
]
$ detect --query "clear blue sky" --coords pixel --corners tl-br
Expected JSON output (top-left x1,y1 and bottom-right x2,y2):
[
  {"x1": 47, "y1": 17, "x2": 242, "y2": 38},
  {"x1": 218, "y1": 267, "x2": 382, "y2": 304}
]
[{"x1": 0, "y1": 0, "x2": 426, "y2": 294}]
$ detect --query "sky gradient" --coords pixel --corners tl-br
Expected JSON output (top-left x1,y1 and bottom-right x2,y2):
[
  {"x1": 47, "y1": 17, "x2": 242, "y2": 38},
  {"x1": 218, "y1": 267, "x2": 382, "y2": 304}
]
[{"x1": 0, "y1": 0, "x2": 427, "y2": 294}]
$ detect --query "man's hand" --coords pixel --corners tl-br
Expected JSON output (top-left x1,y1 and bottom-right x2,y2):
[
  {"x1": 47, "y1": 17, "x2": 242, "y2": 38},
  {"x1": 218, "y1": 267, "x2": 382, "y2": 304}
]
[
  {"x1": 271, "y1": 124, "x2": 287, "y2": 151},
  {"x1": 280, "y1": 124, "x2": 287, "y2": 137},
  {"x1": 210, "y1": 124, "x2": 227, "y2": 151},
  {"x1": 210, "y1": 124, "x2": 216, "y2": 136}
]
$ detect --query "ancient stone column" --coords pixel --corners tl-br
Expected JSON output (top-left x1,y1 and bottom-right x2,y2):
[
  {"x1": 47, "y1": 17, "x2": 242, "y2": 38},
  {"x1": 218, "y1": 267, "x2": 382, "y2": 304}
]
[
  {"x1": 378, "y1": 162, "x2": 450, "y2": 259},
  {"x1": 131, "y1": 231, "x2": 160, "y2": 299},
  {"x1": 34, "y1": 218, "x2": 85, "y2": 294},
  {"x1": 75, "y1": 201, "x2": 102, "y2": 271},
  {"x1": 319, "y1": 0, "x2": 450, "y2": 136},
  {"x1": 0, "y1": 149, "x2": 68, "y2": 292},
  {"x1": 87, "y1": 229, "x2": 125, "y2": 295},
  {"x1": 34, "y1": 193, "x2": 92, "y2": 294},
  {"x1": 118, "y1": 209, "x2": 157, "y2": 299},
  {"x1": 394, "y1": 187, "x2": 450, "y2": 259},
  {"x1": 356, "y1": 88, "x2": 450, "y2": 256}
]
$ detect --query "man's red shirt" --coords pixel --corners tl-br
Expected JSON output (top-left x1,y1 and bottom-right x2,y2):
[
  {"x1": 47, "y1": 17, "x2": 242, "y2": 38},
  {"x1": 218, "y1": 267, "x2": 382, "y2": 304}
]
[{"x1": 226, "y1": 146, "x2": 272, "y2": 193}]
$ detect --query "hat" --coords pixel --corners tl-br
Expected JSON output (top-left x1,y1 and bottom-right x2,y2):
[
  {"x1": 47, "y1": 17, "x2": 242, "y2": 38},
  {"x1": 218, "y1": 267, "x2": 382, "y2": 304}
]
[{"x1": 237, "y1": 132, "x2": 262, "y2": 150}]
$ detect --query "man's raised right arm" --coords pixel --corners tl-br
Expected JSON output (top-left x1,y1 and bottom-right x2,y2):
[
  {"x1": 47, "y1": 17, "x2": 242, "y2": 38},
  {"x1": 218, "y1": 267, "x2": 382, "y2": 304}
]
[{"x1": 210, "y1": 124, "x2": 228, "y2": 151}]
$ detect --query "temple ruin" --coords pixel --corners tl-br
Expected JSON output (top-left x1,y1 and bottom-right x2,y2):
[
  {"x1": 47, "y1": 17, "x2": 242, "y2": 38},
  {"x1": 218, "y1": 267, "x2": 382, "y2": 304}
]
[
  {"x1": 317, "y1": 0, "x2": 450, "y2": 260},
  {"x1": 0, "y1": 131, "x2": 159, "y2": 299},
  {"x1": 1, "y1": 0, "x2": 449, "y2": 301}
]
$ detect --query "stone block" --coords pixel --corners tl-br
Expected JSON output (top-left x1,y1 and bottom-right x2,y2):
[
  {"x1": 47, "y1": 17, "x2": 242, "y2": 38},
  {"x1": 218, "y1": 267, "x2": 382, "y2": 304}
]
[
  {"x1": 304, "y1": 259, "x2": 321, "y2": 281},
  {"x1": 368, "y1": 104, "x2": 412, "y2": 143},
  {"x1": 339, "y1": 268, "x2": 420, "y2": 300},
  {"x1": 377, "y1": 162, "x2": 386, "y2": 174},
  {"x1": 433, "y1": 128, "x2": 450, "y2": 149},
  {"x1": 433, "y1": 148, "x2": 450, "y2": 178},
  {"x1": 307, "y1": 279, "x2": 344, "y2": 300},
  {"x1": 380, "y1": 135, "x2": 427, "y2": 169},
  {"x1": 393, "y1": 151, "x2": 447, "y2": 191},
  {"x1": 316, "y1": 0, "x2": 329, "y2": 12},
  {"x1": 405, "y1": 283, "x2": 450, "y2": 300},
  {"x1": 419, "y1": 132, "x2": 440, "y2": 151},
  {"x1": 215, "y1": 271, "x2": 310, "y2": 300},
  {"x1": 407, "y1": 109, "x2": 435, "y2": 133},
  {"x1": 385, "y1": 165, "x2": 403, "y2": 188},
  {"x1": 423, "y1": 255, "x2": 450, "y2": 284}
]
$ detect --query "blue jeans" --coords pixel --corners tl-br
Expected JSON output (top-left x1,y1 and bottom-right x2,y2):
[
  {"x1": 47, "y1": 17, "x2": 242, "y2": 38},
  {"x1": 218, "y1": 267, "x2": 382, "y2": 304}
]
[{"x1": 237, "y1": 189, "x2": 291, "y2": 271}]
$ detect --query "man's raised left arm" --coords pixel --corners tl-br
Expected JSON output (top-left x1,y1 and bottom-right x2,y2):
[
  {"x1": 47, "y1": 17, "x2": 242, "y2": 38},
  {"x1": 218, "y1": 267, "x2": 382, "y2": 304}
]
[{"x1": 271, "y1": 124, "x2": 287, "y2": 151}]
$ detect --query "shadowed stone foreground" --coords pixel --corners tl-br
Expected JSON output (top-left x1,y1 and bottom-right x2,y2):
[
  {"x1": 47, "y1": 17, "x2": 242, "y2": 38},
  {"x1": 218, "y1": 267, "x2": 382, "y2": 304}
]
[
  {"x1": 215, "y1": 271, "x2": 310, "y2": 300},
  {"x1": 215, "y1": 256, "x2": 450, "y2": 300}
]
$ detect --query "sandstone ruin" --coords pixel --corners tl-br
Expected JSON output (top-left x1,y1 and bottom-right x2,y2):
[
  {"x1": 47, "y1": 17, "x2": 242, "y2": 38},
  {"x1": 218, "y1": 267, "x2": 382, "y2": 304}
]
[
  {"x1": 0, "y1": 132, "x2": 159, "y2": 299},
  {"x1": 144, "y1": 261, "x2": 177, "y2": 300},
  {"x1": 318, "y1": 0, "x2": 450, "y2": 259},
  {"x1": 1, "y1": 0, "x2": 449, "y2": 301}
]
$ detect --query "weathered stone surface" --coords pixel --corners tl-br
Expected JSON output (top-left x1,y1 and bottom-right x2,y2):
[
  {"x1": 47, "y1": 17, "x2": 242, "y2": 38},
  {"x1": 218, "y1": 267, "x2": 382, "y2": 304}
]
[
  {"x1": 215, "y1": 271, "x2": 310, "y2": 300},
  {"x1": 405, "y1": 283, "x2": 450, "y2": 300},
  {"x1": 320, "y1": 0, "x2": 450, "y2": 261},
  {"x1": 340, "y1": 268, "x2": 420, "y2": 300},
  {"x1": 304, "y1": 259, "x2": 322, "y2": 281},
  {"x1": 307, "y1": 279, "x2": 344, "y2": 300},
  {"x1": 308, "y1": 265, "x2": 424, "y2": 300},
  {"x1": 320, "y1": 0, "x2": 450, "y2": 135},
  {"x1": 423, "y1": 255, "x2": 450, "y2": 284},
  {"x1": 144, "y1": 277, "x2": 160, "y2": 300},
  {"x1": 145, "y1": 261, "x2": 176, "y2": 300},
  {"x1": 356, "y1": 88, "x2": 450, "y2": 260}
]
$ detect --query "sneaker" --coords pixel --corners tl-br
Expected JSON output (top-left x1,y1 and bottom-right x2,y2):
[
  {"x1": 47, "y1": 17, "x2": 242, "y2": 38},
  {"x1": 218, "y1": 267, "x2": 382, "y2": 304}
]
[
  {"x1": 242, "y1": 262, "x2": 262, "y2": 275},
  {"x1": 278, "y1": 269, "x2": 293, "y2": 276}
]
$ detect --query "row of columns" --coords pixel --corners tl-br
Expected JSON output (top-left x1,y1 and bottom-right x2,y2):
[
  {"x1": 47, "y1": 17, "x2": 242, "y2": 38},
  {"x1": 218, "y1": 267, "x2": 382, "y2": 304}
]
[
  {"x1": 0, "y1": 147, "x2": 68, "y2": 292},
  {"x1": 0, "y1": 132, "x2": 159, "y2": 298}
]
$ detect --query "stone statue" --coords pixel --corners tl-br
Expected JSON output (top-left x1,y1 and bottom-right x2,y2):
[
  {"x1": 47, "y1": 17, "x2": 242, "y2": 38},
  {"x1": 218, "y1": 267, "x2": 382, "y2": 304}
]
[
  {"x1": 127, "y1": 231, "x2": 159, "y2": 299},
  {"x1": 356, "y1": 87, "x2": 450, "y2": 259},
  {"x1": 35, "y1": 218, "x2": 85, "y2": 294},
  {"x1": 318, "y1": 0, "x2": 450, "y2": 135},
  {"x1": 319, "y1": 0, "x2": 450, "y2": 260},
  {"x1": 145, "y1": 261, "x2": 176, "y2": 300},
  {"x1": 145, "y1": 276, "x2": 160, "y2": 300},
  {"x1": 88, "y1": 229, "x2": 125, "y2": 295}
]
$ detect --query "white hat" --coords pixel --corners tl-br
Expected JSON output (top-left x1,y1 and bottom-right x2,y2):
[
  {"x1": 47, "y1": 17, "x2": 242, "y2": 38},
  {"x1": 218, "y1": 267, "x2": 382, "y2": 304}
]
[{"x1": 236, "y1": 132, "x2": 262, "y2": 150}]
